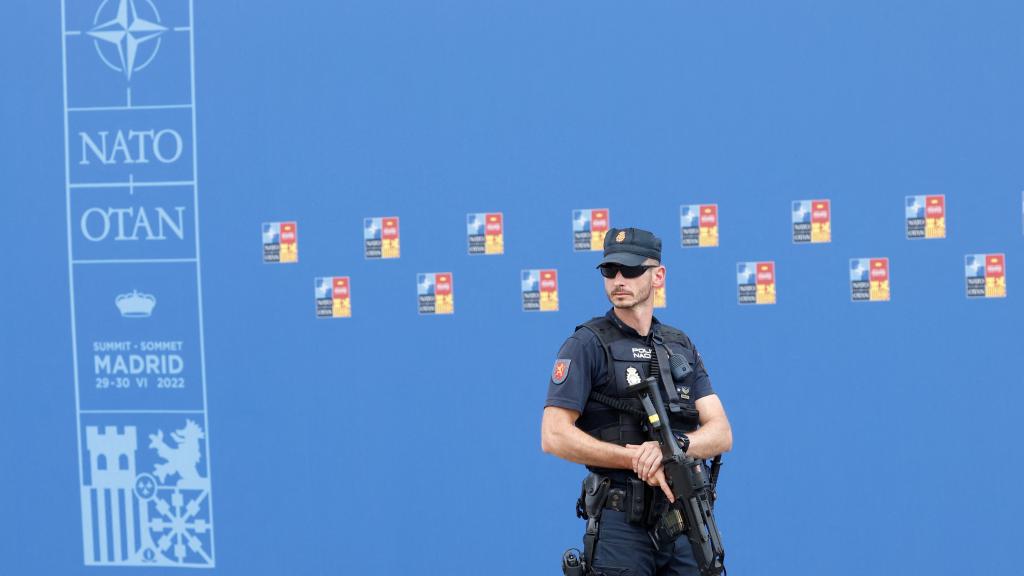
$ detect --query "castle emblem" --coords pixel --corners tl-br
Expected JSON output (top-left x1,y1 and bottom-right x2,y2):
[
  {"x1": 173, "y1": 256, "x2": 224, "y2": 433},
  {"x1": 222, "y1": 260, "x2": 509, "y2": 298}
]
[{"x1": 82, "y1": 420, "x2": 213, "y2": 566}]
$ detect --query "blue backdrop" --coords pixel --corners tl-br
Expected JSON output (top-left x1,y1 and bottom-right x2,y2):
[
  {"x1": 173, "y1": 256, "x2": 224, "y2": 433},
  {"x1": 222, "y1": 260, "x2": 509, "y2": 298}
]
[{"x1": 1, "y1": 1, "x2": 1022, "y2": 574}]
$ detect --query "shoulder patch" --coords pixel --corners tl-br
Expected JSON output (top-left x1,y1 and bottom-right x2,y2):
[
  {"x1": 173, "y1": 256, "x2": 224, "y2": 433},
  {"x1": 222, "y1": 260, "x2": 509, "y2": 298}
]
[{"x1": 551, "y1": 359, "x2": 571, "y2": 385}]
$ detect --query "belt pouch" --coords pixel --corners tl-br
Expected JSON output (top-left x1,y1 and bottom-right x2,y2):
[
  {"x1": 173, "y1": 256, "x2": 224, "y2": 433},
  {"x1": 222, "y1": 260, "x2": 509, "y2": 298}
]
[{"x1": 626, "y1": 478, "x2": 646, "y2": 524}]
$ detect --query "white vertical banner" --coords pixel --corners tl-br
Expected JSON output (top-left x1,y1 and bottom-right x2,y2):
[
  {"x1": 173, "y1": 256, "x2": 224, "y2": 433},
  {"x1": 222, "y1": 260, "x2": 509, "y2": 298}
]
[{"x1": 61, "y1": 0, "x2": 215, "y2": 567}]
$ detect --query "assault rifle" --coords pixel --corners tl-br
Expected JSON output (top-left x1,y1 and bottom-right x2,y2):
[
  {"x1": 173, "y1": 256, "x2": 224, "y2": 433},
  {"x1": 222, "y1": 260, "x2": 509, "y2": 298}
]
[{"x1": 630, "y1": 375, "x2": 726, "y2": 576}]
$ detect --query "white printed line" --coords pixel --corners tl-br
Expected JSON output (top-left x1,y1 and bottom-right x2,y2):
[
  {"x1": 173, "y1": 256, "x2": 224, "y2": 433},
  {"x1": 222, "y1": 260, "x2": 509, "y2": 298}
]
[
  {"x1": 95, "y1": 489, "x2": 108, "y2": 561},
  {"x1": 73, "y1": 258, "x2": 197, "y2": 265},
  {"x1": 79, "y1": 410, "x2": 207, "y2": 414},
  {"x1": 67, "y1": 104, "x2": 193, "y2": 112},
  {"x1": 110, "y1": 493, "x2": 122, "y2": 560},
  {"x1": 69, "y1": 180, "x2": 195, "y2": 189},
  {"x1": 189, "y1": 0, "x2": 216, "y2": 563},
  {"x1": 80, "y1": 488, "x2": 93, "y2": 562},
  {"x1": 59, "y1": 5, "x2": 87, "y2": 564}
]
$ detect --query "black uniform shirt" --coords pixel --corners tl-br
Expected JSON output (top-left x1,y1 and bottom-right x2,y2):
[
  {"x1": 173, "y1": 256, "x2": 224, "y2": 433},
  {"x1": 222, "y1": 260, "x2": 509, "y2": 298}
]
[{"x1": 545, "y1": 309, "x2": 715, "y2": 414}]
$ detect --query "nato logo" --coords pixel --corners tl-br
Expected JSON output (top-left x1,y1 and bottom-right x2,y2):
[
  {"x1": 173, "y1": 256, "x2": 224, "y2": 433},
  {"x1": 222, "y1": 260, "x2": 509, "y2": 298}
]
[
  {"x1": 521, "y1": 270, "x2": 539, "y2": 293},
  {"x1": 64, "y1": 0, "x2": 192, "y2": 108},
  {"x1": 64, "y1": 0, "x2": 195, "y2": 183},
  {"x1": 87, "y1": 0, "x2": 168, "y2": 81}
]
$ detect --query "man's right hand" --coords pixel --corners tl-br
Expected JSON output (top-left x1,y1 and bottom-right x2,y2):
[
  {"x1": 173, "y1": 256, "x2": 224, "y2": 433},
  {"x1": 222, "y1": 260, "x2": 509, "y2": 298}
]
[{"x1": 648, "y1": 467, "x2": 675, "y2": 503}]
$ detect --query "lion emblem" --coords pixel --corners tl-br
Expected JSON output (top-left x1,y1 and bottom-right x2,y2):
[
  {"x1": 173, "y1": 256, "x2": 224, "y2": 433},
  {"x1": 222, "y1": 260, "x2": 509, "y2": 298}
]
[{"x1": 148, "y1": 419, "x2": 208, "y2": 489}]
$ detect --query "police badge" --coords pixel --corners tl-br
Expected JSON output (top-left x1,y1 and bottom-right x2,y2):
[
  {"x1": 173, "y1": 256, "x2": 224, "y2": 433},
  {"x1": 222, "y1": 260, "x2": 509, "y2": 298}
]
[{"x1": 625, "y1": 366, "x2": 642, "y2": 386}]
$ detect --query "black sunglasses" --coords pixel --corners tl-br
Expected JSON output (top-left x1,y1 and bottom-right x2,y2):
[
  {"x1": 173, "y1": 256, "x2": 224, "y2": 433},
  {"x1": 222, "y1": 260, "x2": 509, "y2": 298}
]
[{"x1": 598, "y1": 264, "x2": 657, "y2": 279}]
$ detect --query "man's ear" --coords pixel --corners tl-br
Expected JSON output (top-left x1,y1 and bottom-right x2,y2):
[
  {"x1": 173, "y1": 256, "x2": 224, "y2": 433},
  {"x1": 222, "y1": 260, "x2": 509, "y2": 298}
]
[{"x1": 652, "y1": 266, "x2": 666, "y2": 288}]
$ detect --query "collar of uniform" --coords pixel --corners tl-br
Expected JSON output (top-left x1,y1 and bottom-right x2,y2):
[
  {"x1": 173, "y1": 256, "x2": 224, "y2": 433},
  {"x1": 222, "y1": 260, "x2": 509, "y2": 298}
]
[{"x1": 604, "y1": 309, "x2": 661, "y2": 341}]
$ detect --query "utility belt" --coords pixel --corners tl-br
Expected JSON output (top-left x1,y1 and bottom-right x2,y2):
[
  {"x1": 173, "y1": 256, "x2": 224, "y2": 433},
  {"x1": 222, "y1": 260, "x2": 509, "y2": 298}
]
[
  {"x1": 602, "y1": 481, "x2": 670, "y2": 529},
  {"x1": 565, "y1": 472, "x2": 688, "y2": 575},
  {"x1": 581, "y1": 475, "x2": 685, "y2": 538}
]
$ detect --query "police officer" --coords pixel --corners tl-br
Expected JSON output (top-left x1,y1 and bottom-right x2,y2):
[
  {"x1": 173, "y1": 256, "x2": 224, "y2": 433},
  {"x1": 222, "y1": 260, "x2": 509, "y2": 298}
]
[{"x1": 542, "y1": 227, "x2": 733, "y2": 576}]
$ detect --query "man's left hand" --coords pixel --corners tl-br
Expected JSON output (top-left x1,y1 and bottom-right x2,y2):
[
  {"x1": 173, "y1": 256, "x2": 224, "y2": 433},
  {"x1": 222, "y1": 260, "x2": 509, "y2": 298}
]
[{"x1": 627, "y1": 440, "x2": 663, "y2": 482}]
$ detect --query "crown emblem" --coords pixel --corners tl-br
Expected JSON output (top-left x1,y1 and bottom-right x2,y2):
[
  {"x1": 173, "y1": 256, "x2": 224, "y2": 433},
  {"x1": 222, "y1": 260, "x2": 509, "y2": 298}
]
[
  {"x1": 615, "y1": 231, "x2": 626, "y2": 242},
  {"x1": 115, "y1": 290, "x2": 157, "y2": 318}
]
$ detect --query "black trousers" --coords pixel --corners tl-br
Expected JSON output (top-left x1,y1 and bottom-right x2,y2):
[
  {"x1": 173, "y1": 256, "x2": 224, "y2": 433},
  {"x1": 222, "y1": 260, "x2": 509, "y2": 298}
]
[{"x1": 589, "y1": 509, "x2": 700, "y2": 576}]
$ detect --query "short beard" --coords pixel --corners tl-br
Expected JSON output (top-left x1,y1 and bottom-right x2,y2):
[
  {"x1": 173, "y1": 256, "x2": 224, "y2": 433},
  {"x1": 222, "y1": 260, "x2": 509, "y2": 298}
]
[{"x1": 608, "y1": 280, "x2": 653, "y2": 309}]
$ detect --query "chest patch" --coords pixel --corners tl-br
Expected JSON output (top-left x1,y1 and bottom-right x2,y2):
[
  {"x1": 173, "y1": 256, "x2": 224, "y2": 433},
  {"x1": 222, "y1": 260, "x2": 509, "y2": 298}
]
[
  {"x1": 625, "y1": 366, "x2": 642, "y2": 386},
  {"x1": 631, "y1": 347, "x2": 652, "y2": 360},
  {"x1": 551, "y1": 359, "x2": 571, "y2": 385}
]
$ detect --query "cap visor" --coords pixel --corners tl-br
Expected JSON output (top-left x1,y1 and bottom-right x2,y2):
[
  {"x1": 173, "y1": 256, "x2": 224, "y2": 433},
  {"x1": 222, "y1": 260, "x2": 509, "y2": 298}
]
[{"x1": 598, "y1": 252, "x2": 648, "y2": 267}]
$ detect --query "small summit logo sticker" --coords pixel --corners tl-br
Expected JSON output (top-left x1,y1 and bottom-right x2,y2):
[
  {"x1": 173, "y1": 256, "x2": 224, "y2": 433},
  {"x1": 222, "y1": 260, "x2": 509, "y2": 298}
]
[
  {"x1": 792, "y1": 199, "x2": 831, "y2": 244},
  {"x1": 522, "y1": 269, "x2": 559, "y2": 312},
  {"x1": 850, "y1": 258, "x2": 890, "y2": 302},
  {"x1": 906, "y1": 195, "x2": 945, "y2": 239},
  {"x1": 365, "y1": 217, "x2": 400, "y2": 259},
  {"x1": 573, "y1": 209, "x2": 610, "y2": 252},
  {"x1": 965, "y1": 254, "x2": 1006, "y2": 299},
  {"x1": 737, "y1": 261, "x2": 775, "y2": 305},
  {"x1": 262, "y1": 221, "x2": 297, "y2": 263},
  {"x1": 417, "y1": 272, "x2": 454, "y2": 315},
  {"x1": 467, "y1": 212, "x2": 504, "y2": 255},
  {"x1": 315, "y1": 277, "x2": 351, "y2": 318},
  {"x1": 681, "y1": 204, "x2": 718, "y2": 248}
]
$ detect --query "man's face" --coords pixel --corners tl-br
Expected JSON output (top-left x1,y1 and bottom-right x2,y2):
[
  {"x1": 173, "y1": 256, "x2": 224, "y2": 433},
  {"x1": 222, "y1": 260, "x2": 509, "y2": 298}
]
[{"x1": 603, "y1": 259, "x2": 663, "y2": 309}]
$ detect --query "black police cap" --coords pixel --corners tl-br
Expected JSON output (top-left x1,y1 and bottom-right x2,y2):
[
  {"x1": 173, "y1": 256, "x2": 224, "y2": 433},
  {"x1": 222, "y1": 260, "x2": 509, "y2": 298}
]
[{"x1": 598, "y1": 227, "x2": 662, "y2": 267}]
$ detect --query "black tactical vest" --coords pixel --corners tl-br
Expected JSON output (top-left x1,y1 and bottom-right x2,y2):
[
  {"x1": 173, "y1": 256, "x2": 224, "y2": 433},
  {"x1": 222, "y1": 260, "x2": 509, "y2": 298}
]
[{"x1": 574, "y1": 316, "x2": 701, "y2": 447}]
